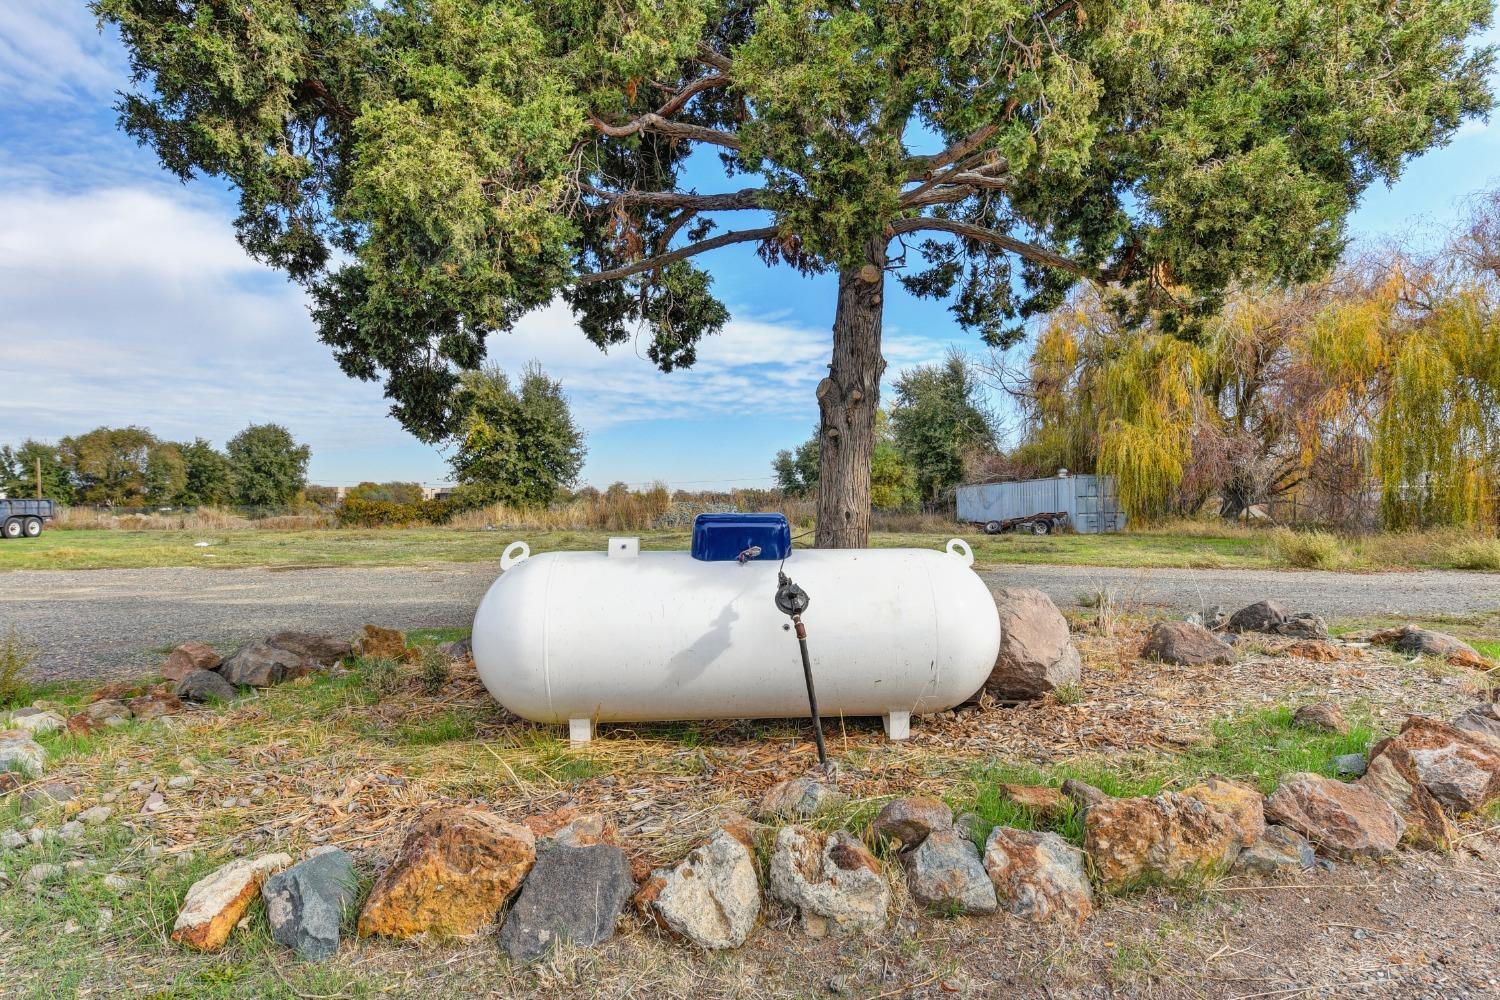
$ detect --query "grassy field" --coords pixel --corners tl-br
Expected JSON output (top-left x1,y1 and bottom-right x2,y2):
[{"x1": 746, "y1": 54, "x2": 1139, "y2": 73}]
[{"x1": 3, "y1": 522, "x2": 1499, "y2": 572}]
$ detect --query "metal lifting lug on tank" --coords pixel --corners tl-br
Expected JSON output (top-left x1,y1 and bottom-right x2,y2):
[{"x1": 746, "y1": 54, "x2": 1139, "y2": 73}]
[{"x1": 470, "y1": 513, "x2": 1001, "y2": 747}]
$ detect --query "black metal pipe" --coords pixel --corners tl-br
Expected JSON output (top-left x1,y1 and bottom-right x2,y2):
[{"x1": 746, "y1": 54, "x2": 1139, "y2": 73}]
[{"x1": 792, "y1": 615, "x2": 829, "y2": 771}]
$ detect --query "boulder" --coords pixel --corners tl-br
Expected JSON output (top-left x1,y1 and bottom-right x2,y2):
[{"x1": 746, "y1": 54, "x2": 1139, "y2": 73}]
[
  {"x1": 171, "y1": 853, "x2": 292, "y2": 951},
  {"x1": 1367, "y1": 716, "x2": 1500, "y2": 813},
  {"x1": 1000, "y1": 784, "x2": 1070, "y2": 821},
  {"x1": 357, "y1": 807, "x2": 535, "y2": 939},
  {"x1": 1233, "y1": 825, "x2": 1317, "y2": 875},
  {"x1": 870, "y1": 796, "x2": 952, "y2": 848},
  {"x1": 899, "y1": 829, "x2": 996, "y2": 916},
  {"x1": 985, "y1": 587, "x2": 1083, "y2": 700},
  {"x1": 1141, "y1": 621, "x2": 1235, "y2": 666},
  {"x1": 1264, "y1": 772, "x2": 1404, "y2": 859},
  {"x1": 216, "y1": 641, "x2": 303, "y2": 687},
  {"x1": 264, "y1": 849, "x2": 359, "y2": 962},
  {"x1": 1293, "y1": 702, "x2": 1348, "y2": 735},
  {"x1": 499, "y1": 842, "x2": 634, "y2": 963},
  {"x1": 1358, "y1": 753, "x2": 1456, "y2": 850},
  {"x1": 982, "y1": 827, "x2": 1092, "y2": 926},
  {"x1": 1060, "y1": 779, "x2": 1109, "y2": 816},
  {"x1": 1182, "y1": 778, "x2": 1265, "y2": 848},
  {"x1": 5, "y1": 708, "x2": 65, "y2": 736},
  {"x1": 1334, "y1": 754, "x2": 1369, "y2": 778},
  {"x1": 754, "y1": 777, "x2": 844, "y2": 820},
  {"x1": 1274, "y1": 613, "x2": 1329, "y2": 640},
  {"x1": 353, "y1": 625, "x2": 408, "y2": 661},
  {"x1": 1227, "y1": 600, "x2": 1289, "y2": 633},
  {"x1": 1082, "y1": 792, "x2": 1242, "y2": 890},
  {"x1": 523, "y1": 807, "x2": 617, "y2": 850},
  {"x1": 768, "y1": 826, "x2": 890, "y2": 936},
  {"x1": 127, "y1": 692, "x2": 182, "y2": 720},
  {"x1": 175, "y1": 669, "x2": 237, "y2": 704},
  {"x1": 1453, "y1": 703, "x2": 1500, "y2": 743},
  {"x1": 19, "y1": 780, "x2": 77, "y2": 812},
  {"x1": 1391, "y1": 627, "x2": 1481, "y2": 662},
  {"x1": 161, "y1": 642, "x2": 220, "y2": 681},
  {"x1": 264, "y1": 632, "x2": 351, "y2": 670},
  {"x1": 0, "y1": 733, "x2": 45, "y2": 779},
  {"x1": 643, "y1": 827, "x2": 760, "y2": 949},
  {"x1": 77, "y1": 699, "x2": 131, "y2": 725}
]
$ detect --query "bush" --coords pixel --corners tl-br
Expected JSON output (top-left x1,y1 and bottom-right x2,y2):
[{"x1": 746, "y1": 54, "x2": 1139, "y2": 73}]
[
  {"x1": 0, "y1": 628, "x2": 38, "y2": 708},
  {"x1": 1268, "y1": 528, "x2": 1347, "y2": 569},
  {"x1": 336, "y1": 496, "x2": 452, "y2": 527},
  {"x1": 1447, "y1": 536, "x2": 1500, "y2": 570}
]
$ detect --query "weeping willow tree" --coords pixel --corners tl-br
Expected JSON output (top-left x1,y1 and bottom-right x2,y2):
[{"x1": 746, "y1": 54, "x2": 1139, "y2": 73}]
[{"x1": 1005, "y1": 195, "x2": 1500, "y2": 529}]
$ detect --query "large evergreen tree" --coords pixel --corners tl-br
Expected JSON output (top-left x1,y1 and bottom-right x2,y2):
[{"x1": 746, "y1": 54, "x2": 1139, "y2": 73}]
[
  {"x1": 226, "y1": 424, "x2": 311, "y2": 507},
  {"x1": 447, "y1": 363, "x2": 586, "y2": 508},
  {"x1": 99, "y1": 0, "x2": 1493, "y2": 545}
]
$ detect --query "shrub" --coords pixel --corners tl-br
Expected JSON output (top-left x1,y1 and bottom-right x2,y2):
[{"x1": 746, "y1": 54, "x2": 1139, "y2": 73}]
[
  {"x1": 0, "y1": 628, "x2": 38, "y2": 708},
  {"x1": 415, "y1": 646, "x2": 451, "y2": 694},
  {"x1": 336, "y1": 496, "x2": 452, "y2": 527},
  {"x1": 1268, "y1": 528, "x2": 1346, "y2": 569},
  {"x1": 1447, "y1": 536, "x2": 1500, "y2": 570}
]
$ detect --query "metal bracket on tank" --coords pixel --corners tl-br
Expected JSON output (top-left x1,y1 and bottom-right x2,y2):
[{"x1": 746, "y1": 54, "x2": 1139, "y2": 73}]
[
  {"x1": 945, "y1": 538, "x2": 974, "y2": 566},
  {"x1": 501, "y1": 541, "x2": 530, "y2": 570}
]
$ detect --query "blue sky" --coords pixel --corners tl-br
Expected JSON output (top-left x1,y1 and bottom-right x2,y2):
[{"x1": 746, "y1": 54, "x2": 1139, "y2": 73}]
[{"x1": 1, "y1": 5, "x2": 1496, "y2": 490}]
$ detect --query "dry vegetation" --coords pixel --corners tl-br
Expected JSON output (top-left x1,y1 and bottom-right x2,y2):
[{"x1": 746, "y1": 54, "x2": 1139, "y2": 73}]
[{"x1": 2, "y1": 616, "x2": 1497, "y2": 998}]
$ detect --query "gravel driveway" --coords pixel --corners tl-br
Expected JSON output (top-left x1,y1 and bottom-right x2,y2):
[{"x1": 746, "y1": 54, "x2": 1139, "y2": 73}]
[{"x1": 3, "y1": 562, "x2": 1497, "y2": 681}]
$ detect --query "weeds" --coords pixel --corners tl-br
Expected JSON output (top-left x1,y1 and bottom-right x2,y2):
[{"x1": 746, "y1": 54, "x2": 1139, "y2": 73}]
[
  {"x1": 0, "y1": 628, "x2": 37, "y2": 708},
  {"x1": 353, "y1": 657, "x2": 404, "y2": 697},
  {"x1": 1267, "y1": 528, "x2": 1347, "y2": 569},
  {"x1": 415, "y1": 646, "x2": 451, "y2": 694},
  {"x1": 1446, "y1": 536, "x2": 1500, "y2": 570}
]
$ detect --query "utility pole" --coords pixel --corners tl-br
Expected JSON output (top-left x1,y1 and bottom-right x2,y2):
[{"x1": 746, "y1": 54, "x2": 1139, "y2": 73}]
[{"x1": 35, "y1": 457, "x2": 42, "y2": 499}]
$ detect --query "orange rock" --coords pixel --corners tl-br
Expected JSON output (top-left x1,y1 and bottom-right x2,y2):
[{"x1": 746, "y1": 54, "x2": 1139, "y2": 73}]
[
  {"x1": 161, "y1": 642, "x2": 221, "y2": 681},
  {"x1": 357, "y1": 807, "x2": 535, "y2": 939},
  {"x1": 1000, "y1": 783, "x2": 1070, "y2": 820},
  {"x1": 1083, "y1": 792, "x2": 1242, "y2": 889},
  {"x1": 171, "y1": 854, "x2": 290, "y2": 951},
  {"x1": 1264, "y1": 772, "x2": 1404, "y2": 859},
  {"x1": 354, "y1": 625, "x2": 408, "y2": 662},
  {"x1": 1182, "y1": 778, "x2": 1265, "y2": 848}
]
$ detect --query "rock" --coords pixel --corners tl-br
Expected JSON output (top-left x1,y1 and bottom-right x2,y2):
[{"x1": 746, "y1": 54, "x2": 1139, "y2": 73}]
[
  {"x1": 264, "y1": 632, "x2": 352, "y2": 673},
  {"x1": 78, "y1": 699, "x2": 131, "y2": 724},
  {"x1": 870, "y1": 796, "x2": 952, "y2": 848},
  {"x1": 127, "y1": 693, "x2": 182, "y2": 720},
  {"x1": 1391, "y1": 627, "x2": 1481, "y2": 661},
  {"x1": 754, "y1": 777, "x2": 844, "y2": 820},
  {"x1": 0, "y1": 771, "x2": 20, "y2": 795},
  {"x1": 216, "y1": 641, "x2": 303, "y2": 687},
  {"x1": 78, "y1": 805, "x2": 113, "y2": 826},
  {"x1": 985, "y1": 588, "x2": 1083, "y2": 700},
  {"x1": 1293, "y1": 702, "x2": 1348, "y2": 734},
  {"x1": 1360, "y1": 753, "x2": 1456, "y2": 850},
  {"x1": 353, "y1": 625, "x2": 408, "y2": 661},
  {"x1": 1227, "y1": 600, "x2": 1289, "y2": 633},
  {"x1": 1334, "y1": 754, "x2": 1369, "y2": 778},
  {"x1": 1, "y1": 830, "x2": 25, "y2": 849},
  {"x1": 167, "y1": 775, "x2": 195, "y2": 791},
  {"x1": 57, "y1": 820, "x2": 83, "y2": 842},
  {"x1": 20, "y1": 781, "x2": 78, "y2": 812},
  {"x1": 644, "y1": 827, "x2": 761, "y2": 949},
  {"x1": 1181, "y1": 778, "x2": 1265, "y2": 848},
  {"x1": 102, "y1": 873, "x2": 132, "y2": 893},
  {"x1": 999, "y1": 784, "x2": 1070, "y2": 821},
  {"x1": 24, "y1": 863, "x2": 63, "y2": 886},
  {"x1": 0, "y1": 734, "x2": 45, "y2": 779},
  {"x1": 1274, "y1": 613, "x2": 1329, "y2": 640},
  {"x1": 524, "y1": 807, "x2": 617, "y2": 850},
  {"x1": 1141, "y1": 622, "x2": 1235, "y2": 666},
  {"x1": 1264, "y1": 772, "x2": 1404, "y2": 859},
  {"x1": 1367, "y1": 715, "x2": 1500, "y2": 813},
  {"x1": 172, "y1": 853, "x2": 292, "y2": 951},
  {"x1": 1453, "y1": 703, "x2": 1500, "y2": 742},
  {"x1": 1060, "y1": 779, "x2": 1109, "y2": 815},
  {"x1": 899, "y1": 829, "x2": 996, "y2": 916},
  {"x1": 438, "y1": 636, "x2": 473, "y2": 659},
  {"x1": 1234, "y1": 825, "x2": 1317, "y2": 874},
  {"x1": 141, "y1": 792, "x2": 167, "y2": 814},
  {"x1": 357, "y1": 807, "x2": 535, "y2": 939},
  {"x1": 768, "y1": 826, "x2": 890, "y2": 936},
  {"x1": 952, "y1": 811, "x2": 986, "y2": 844},
  {"x1": 264, "y1": 849, "x2": 358, "y2": 962},
  {"x1": 982, "y1": 827, "x2": 1092, "y2": 926},
  {"x1": 175, "y1": 668, "x2": 238, "y2": 703},
  {"x1": 499, "y1": 842, "x2": 634, "y2": 962},
  {"x1": 1082, "y1": 792, "x2": 1243, "y2": 889},
  {"x1": 6, "y1": 709, "x2": 65, "y2": 736},
  {"x1": 161, "y1": 642, "x2": 221, "y2": 681}
]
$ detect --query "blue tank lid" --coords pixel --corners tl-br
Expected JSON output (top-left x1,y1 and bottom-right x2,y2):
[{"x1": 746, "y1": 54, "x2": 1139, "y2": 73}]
[{"x1": 691, "y1": 512, "x2": 792, "y2": 562}]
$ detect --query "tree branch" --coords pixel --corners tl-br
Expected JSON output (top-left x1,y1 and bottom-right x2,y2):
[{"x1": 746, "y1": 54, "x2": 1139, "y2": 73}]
[
  {"x1": 580, "y1": 183, "x2": 765, "y2": 211},
  {"x1": 575, "y1": 226, "x2": 778, "y2": 285},
  {"x1": 652, "y1": 73, "x2": 730, "y2": 119},
  {"x1": 588, "y1": 111, "x2": 741, "y2": 150},
  {"x1": 904, "y1": 124, "x2": 999, "y2": 180},
  {"x1": 695, "y1": 44, "x2": 733, "y2": 72},
  {"x1": 890, "y1": 217, "x2": 1092, "y2": 277}
]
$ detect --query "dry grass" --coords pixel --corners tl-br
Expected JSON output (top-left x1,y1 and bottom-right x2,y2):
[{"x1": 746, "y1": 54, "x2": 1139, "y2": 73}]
[
  {"x1": 1444, "y1": 535, "x2": 1500, "y2": 571},
  {"x1": 1266, "y1": 528, "x2": 1348, "y2": 569},
  {"x1": 52, "y1": 507, "x2": 333, "y2": 532}
]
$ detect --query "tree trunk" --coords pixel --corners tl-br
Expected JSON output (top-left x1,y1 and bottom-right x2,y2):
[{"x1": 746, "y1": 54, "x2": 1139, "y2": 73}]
[{"x1": 814, "y1": 242, "x2": 887, "y2": 548}]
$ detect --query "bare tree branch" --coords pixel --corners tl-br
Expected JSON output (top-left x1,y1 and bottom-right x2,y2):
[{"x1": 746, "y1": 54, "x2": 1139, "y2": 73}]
[
  {"x1": 579, "y1": 183, "x2": 766, "y2": 211},
  {"x1": 575, "y1": 226, "x2": 778, "y2": 285},
  {"x1": 588, "y1": 112, "x2": 742, "y2": 149},
  {"x1": 652, "y1": 73, "x2": 730, "y2": 119},
  {"x1": 890, "y1": 217, "x2": 1092, "y2": 277},
  {"x1": 695, "y1": 44, "x2": 733, "y2": 72},
  {"x1": 904, "y1": 124, "x2": 999, "y2": 180}
]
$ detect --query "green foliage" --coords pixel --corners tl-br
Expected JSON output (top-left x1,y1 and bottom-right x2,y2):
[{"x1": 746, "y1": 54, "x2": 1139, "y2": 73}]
[
  {"x1": 772, "y1": 433, "x2": 821, "y2": 498},
  {"x1": 96, "y1": 0, "x2": 1495, "y2": 448},
  {"x1": 1268, "y1": 528, "x2": 1348, "y2": 570},
  {"x1": 175, "y1": 438, "x2": 237, "y2": 506},
  {"x1": 335, "y1": 496, "x2": 452, "y2": 527},
  {"x1": 0, "y1": 628, "x2": 38, "y2": 709},
  {"x1": 890, "y1": 351, "x2": 995, "y2": 507},
  {"x1": 775, "y1": 413, "x2": 917, "y2": 509},
  {"x1": 225, "y1": 424, "x2": 310, "y2": 507},
  {"x1": 0, "y1": 441, "x2": 71, "y2": 502},
  {"x1": 347, "y1": 481, "x2": 425, "y2": 504},
  {"x1": 56, "y1": 426, "x2": 180, "y2": 505},
  {"x1": 1179, "y1": 707, "x2": 1376, "y2": 793},
  {"x1": 446, "y1": 363, "x2": 585, "y2": 509}
]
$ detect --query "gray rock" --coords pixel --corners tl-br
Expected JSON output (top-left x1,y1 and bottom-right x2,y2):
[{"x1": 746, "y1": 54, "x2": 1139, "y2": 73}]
[
  {"x1": 20, "y1": 781, "x2": 78, "y2": 812},
  {"x1": 263, "y1": 849, "x2": 358, "y2": 962},
  {"x1": 6, "y1": 709, "x2": 65, "y2": 736},
  {"x1": 77, "y1": 806, "x2": 114, "y2": 826},
  {"x1": 1227, "y1": 600, "x2": 1289, "y2": 633},
  {"x1": 499, "y1": 842, "x2": 634, "y2": 963},
  {"x1": 175, "y1": 669, "x2": 237, "y2": 703},
  {"x1": 1274, "y1": 613, "x2": 1329, "y2": 640},
  {"x1": 1333, "y1": 754, "x2": 1369, "y2": 778},
  {"x1": 768, "y1": 826, "x2": 890, "y2": 936},
  {"x1": 1392, "y1": 627, "x2": 1481, "y2": 661},
  {"x1": 754, "y1": 777, "x2": 844, "y2": 820},
  {"x1": 900, "y1": 829, "x2": 996, "y2": 916},
  {"x1": 982, "y1": 827, "x2": 1092, "y2": 926},
  {"x1": 0, "y1": 735, "x2": 45, "y2": 779},
  {"x1": 263, "y1": 632, "x2": 352, "y2": 669},
  {"x1": 1453, "y1": 703, "x2": 1500, "y2": 742},
  {"x1": 648, "y1": 828, "x2": 761, "y2": 949},
  {"x1": 870, "y1": 797, "x2": 952, "y2": 848},
  {"x1": 167, "y1": 775, "x2": 195, "y2": 791},
  {"x1": 1, "y1": 830, "x2": 25, "y2": 850},
  {"x1": 438, "y1": 637, "x2": 473, "y2": 659},
  {"x1": 1293, "y1": 701, "x2": 1348, "y2": 734},
  {"x1": 216, "y1": 641, "x2": 303, "y2": 687},
  {"x1": 1141, "y1": 621, "x2": 1235, "y2": 666},
  {"x1": 985, "y1": 588, "x2": 1083, "y2": 700},
  {"x1": 1233, "y1": 825, "x2": 1316, "y2": 874}
]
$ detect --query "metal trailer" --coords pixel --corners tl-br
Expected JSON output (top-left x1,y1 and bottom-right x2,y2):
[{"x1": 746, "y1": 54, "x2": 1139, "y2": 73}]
[
  {"x1": 0, "y1": 499, "x2": 57, "y2": 539},
  {"x1": 955, "y1": 474, "x2": 1126, "y2": 535}
]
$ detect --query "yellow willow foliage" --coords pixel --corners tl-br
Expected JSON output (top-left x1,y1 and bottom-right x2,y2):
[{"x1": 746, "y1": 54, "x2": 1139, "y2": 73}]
[{"x1": 1095, "y1": 332, "x2": 1201, "y2": 521}]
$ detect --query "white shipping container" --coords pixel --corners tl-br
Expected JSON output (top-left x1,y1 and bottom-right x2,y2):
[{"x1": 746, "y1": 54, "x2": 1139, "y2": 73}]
[{"x1": 955, "y1": 474, "x2": 1125, "y2": 533}]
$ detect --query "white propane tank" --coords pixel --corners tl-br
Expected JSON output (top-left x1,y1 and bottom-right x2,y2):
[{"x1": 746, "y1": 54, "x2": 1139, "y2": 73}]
[{"x1": 471, "y1": 536, "x2": 1000, "y2": 742}]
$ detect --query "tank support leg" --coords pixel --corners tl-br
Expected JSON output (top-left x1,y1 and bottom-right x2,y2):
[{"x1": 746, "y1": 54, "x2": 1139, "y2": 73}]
[
  {"x1": 882, "y1": 711, "x2": 911, "y2": 741},
  {"x1": 568, "y1": 718, "x2": 593, "y2": 744}
]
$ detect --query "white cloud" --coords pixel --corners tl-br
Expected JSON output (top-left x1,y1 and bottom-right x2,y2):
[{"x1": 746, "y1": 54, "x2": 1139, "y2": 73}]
[{"x1": 0, "y1": 3, "x2": 126, "y2": 107}]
